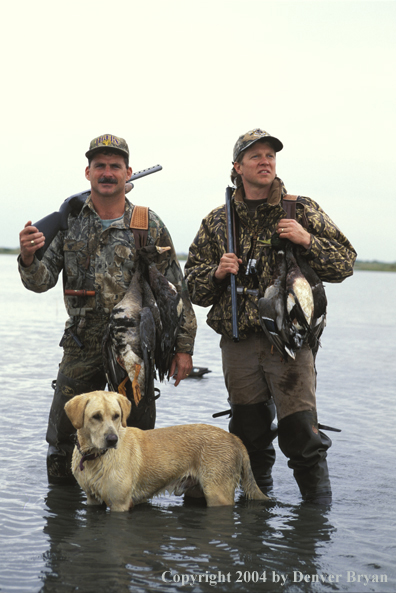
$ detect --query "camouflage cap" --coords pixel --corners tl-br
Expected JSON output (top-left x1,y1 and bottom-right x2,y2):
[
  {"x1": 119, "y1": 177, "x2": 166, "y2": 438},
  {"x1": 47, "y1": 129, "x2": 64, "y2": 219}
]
[
  {"x1": 85, "y1": 134, "x2": 129, "y2": 159},
  {"x1": 233, "y1": 128, "x2": 283, "y2": 162}
]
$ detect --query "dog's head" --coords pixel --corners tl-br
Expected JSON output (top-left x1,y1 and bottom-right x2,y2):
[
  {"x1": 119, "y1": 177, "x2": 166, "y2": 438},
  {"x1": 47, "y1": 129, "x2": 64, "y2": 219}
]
[{"x1": 64, "y1": 391, "x2": 132, "y2": 451}]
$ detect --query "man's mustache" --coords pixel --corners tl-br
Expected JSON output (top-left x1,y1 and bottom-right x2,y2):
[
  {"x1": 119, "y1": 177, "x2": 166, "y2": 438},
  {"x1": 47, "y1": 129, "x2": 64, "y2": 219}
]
[{"x1": 98, "y1": 177, "x2": 117, "y2": 184}]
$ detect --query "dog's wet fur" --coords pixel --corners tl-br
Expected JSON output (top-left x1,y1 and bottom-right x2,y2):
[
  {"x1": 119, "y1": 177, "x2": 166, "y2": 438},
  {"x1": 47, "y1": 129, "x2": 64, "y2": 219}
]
[{"x1": 64, "y1": 390, "x2": 268, "y2": 512}]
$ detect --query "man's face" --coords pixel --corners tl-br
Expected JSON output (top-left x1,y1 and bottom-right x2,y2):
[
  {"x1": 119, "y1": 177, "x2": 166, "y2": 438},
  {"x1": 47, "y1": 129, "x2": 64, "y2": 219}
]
[
  {"x1": 234, "y1": 141, "x2": 276, "y2": 191},
  {"x1": 85, "y1": 153, "x2": 132, "y2": 198}
]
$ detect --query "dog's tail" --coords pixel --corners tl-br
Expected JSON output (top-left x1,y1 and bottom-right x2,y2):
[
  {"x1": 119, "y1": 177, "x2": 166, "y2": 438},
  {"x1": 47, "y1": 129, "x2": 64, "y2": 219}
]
[{"x1": 240, "y1": 449, "x2": 269, "y2": 501}]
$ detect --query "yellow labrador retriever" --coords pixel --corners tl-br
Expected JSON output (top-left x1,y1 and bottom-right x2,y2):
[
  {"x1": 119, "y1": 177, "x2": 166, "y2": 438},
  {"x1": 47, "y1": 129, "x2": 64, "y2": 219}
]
[{"x1": 64, "y1": 390, "x2": 268, "y2": 512}]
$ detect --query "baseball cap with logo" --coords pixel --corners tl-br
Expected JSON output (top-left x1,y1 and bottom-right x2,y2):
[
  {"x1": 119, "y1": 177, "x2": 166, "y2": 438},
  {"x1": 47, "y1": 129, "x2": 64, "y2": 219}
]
[
  {"x1": 233, "y1": 129, "x2": 283, "y2": 162},
  {"x1": 85, "y1": 134, "x2": 129, "y2": 159}
]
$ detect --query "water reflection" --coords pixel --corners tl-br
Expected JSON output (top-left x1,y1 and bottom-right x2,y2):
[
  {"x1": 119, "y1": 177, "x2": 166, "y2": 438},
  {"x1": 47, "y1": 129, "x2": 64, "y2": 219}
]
[{"x1": 41, "y1": 487, "x2": 334, "y2": 592}]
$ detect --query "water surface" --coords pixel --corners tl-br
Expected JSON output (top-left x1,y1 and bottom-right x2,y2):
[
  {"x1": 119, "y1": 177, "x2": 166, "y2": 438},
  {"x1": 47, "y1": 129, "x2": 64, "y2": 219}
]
[{"x1": 0, "y1": 255, "x2": 395, "y2": 592}]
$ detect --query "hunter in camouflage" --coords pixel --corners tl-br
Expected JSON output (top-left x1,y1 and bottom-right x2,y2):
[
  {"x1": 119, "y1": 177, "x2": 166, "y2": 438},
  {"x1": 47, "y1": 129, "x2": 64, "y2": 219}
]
[
  {"x1": 18, "y1": 134, "x2": 197, "y2": 483},
  {"x1": 184, "y1": 128, "x2": 357, "y2": 504},
  {"x1": 19, "y1": 195, "x2": 195, "y2": 353},
  {"x1": 185, "y1": 176, "x2": 356, "y2": 339}
]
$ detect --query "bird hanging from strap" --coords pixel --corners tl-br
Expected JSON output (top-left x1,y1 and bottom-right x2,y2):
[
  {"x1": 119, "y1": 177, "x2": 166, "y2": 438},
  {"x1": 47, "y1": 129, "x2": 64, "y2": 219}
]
[
  {"x1": 258, "y1": 235, "x2": 327, "y2": 360},
  {"x1": 103, "y1": 245, "x2": 183, "y2": 405}
]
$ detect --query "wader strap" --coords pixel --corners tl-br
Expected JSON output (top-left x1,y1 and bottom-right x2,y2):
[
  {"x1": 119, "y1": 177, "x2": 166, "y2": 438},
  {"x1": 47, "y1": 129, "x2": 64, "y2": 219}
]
[
  {"x1": 130, "y1": 205, "x2": 149, "y2": 248},
  {"x1": 282, "y1": 194, "x2": 297, "y2": 219}
]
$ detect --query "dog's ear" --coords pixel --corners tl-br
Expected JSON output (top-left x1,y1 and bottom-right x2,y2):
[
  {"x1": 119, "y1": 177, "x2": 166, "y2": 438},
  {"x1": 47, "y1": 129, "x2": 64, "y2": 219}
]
[
  {"x1": 116, "y1": 393, "x2": 132, "y2": 427},
  {"x1": 64, "y1": 393, "x2": 90, "y2": 429}
]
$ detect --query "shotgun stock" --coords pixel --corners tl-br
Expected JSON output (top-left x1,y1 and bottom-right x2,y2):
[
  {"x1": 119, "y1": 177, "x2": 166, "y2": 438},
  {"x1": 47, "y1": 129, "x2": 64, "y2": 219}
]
[
  {"x1": 225, "y1": 186, "x2": 239, "y2": 342},
  {"x1": 33, "y1": 165, "x2": 162, "y2": 260}
]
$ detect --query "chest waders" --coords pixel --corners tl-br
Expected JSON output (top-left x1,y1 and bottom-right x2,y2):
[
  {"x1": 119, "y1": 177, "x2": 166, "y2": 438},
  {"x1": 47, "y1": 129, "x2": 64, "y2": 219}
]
[
  {"x1": 228, "y1": 401, "x2": 277, "y2": 493},
  {"x1": 46, "y1": 206, "x2": 156, "y2": 484},
  {"x1": 277, "y1": 409, "x2": 332, "y2": 504}
]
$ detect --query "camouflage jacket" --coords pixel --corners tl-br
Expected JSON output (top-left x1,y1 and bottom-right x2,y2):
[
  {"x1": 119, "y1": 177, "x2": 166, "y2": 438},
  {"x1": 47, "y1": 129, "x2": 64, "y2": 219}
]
[
  {"x1": 18, "y1": 196, "x2": 197, "y2": 354},
  {"x1": 184, "y1": 177, "x2": 357, "y2": 339}
]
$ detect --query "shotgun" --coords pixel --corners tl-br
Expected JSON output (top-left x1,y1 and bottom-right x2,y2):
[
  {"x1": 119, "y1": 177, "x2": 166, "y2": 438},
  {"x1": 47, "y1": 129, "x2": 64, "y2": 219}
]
[
  {"x1": 33, "y1": 165, "x2": 162, "y2": 260},
  {"x1": 225, "y1": 186, "x2": 239, "y2": 342}
]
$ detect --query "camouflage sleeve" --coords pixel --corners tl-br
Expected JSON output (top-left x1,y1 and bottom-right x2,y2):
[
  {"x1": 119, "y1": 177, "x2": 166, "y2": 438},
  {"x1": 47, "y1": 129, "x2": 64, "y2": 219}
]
[
  {"x1": 17, "y1": 230, "x2": 65, "y2": 293},
  {"x1": 184, "y1": 209, "x2": 228, "y2": 307},
  {"x1": 297, "y1": 197, "x2": 357, "y2": 283},
  {"x1": 148, "y1": 211, "x2": 197, "y2": 355}
]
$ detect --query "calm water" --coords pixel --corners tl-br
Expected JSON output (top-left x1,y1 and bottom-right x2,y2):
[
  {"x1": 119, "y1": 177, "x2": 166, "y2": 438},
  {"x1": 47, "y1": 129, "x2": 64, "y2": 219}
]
[{"x1": 0, "y1": 254, "x2": 395, "y2": 593}]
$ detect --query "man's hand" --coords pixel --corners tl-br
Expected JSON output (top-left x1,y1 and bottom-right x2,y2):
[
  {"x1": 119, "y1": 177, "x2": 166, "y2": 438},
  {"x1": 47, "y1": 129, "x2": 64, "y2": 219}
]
[
  {"x1": 214, "y1": 253, "x2": 243, "y2": 282},
  {"x1": 170, "y1": 352, "x2": 193, "y2": 386},
  {"x1": 19, "y1": 221, "x2": 45, "y2": 267},
  {"x1": 277, "y1": 218, "x2": 311, "y2": 250}
]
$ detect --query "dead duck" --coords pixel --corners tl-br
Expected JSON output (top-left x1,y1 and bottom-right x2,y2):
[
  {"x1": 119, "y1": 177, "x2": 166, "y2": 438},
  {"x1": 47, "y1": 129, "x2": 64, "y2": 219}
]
[
  {"x1": 104, "y1": 245, "x2": 183, "y2": 405},
  {"x1": 258, "y1": 242, "x2": 296, "y2": 360},
  {"x1": 104, "y1": 254, "x2": 150, "y2": 405},
  {"x1": 139, "y1": 246, "x2": 184, "y2": 381},
  {"x1": 259, "y1": 235, "x2": 324, "y2": 361},
  {"x1": 285, "y1": 243, "x2": 314, "y2": 351}
]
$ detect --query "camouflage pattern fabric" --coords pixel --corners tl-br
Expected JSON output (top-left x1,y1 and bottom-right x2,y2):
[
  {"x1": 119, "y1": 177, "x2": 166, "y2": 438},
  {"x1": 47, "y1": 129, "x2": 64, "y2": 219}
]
[
  {"x1": 233, "y1": 128, "x2": 283, "y2": 161},
  {"x1": 19, "y1": 196, "x2": 196, "y2": 355},
  {"x1": 85, "y1": 134, "x2": 129, "y2": 159},
  {"x1": 184, "y1": 177, "x2": 357, "y2": 340}
]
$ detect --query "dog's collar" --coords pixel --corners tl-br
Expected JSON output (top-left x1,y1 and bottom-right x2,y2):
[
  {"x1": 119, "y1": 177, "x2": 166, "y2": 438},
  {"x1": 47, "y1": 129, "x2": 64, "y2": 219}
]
[{"x1": 76, "y1": 440, "x2": 108, "y2": 471}]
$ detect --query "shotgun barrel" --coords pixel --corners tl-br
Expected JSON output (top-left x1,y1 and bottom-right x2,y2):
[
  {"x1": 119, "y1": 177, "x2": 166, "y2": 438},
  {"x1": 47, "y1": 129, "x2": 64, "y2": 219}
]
[{"x1": 225, "y1": 186, "x2": 239, "y2": 342}]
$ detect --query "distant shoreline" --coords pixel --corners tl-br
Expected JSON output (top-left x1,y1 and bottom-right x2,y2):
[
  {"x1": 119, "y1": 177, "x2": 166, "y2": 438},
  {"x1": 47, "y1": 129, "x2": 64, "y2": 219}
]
[
  {"x1": 1, "y1": 248, "x2": 395, "y2": 272},
  {"x1": 353, "y1": 261, "x2": 396, "y2": 272}
]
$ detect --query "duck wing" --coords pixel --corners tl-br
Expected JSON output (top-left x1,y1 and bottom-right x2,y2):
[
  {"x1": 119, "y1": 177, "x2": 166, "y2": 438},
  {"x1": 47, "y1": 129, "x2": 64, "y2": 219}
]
[
  {"x1": 139, "y1": 305, "x2": 156, "y2": 405},
  {"x1": 295, "y1": 250, "x2": 327, "y2": 356},
  {"x1": 104, "y1": 264, "x2": 145, "y2": 405},
  {"x1": 137, "y1": 244, "x2": 183, "y2": 380},
  {"x1": 141, "y1": 274, "x2": 165, "y2": 384},
  {"x1": 141, "y1": 274, "x2": 163, "y2": 337},
  {"x1": 148, "y1": 264, "x2": 183, "y2": 380},
  {"x1": 258, "y1": 248, "x2": 296, "y2": 360},
  {"x1": 285, "y1": 244, "x2": 314, "y2": 349}
]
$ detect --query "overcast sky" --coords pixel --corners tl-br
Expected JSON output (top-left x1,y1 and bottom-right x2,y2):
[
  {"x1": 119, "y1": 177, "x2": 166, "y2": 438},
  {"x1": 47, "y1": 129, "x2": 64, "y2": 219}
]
[{"x1": 2, "y1": 0, "x2": 395, "y2": 262}]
